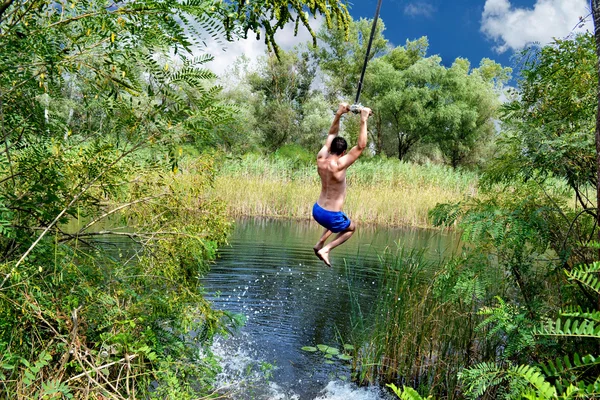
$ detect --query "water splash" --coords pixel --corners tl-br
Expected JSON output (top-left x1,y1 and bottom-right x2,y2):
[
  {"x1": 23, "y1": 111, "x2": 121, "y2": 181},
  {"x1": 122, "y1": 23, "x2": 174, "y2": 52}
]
[
  {"x1": 211, "y1": 334, "x2": 390, "y2": 400},
  {"x1": 316, "y1": 381, "x2": 389, "y2": 400},
  {"x1": 203, "y1": 219, "x2": 448, "y2": 399}
]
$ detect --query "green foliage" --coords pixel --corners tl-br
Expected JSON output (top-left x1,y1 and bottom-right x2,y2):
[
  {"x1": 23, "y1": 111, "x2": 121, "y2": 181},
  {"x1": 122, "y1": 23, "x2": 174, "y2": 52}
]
[
  {"x1": 311, "y1": 19, "x2": 510, "y2": 165},
  {"x1": 430, "y1": 182, "x2": 556, "y2": 314},
  {"x1": 246, "y1": 48, "x2": 330, "y2": 151},
  {"x1": 216, "y1": 0, "x2": 350, "y2": 55},
  {"x1": 461, "y1": 260, "x2": 600, "y2": 399},
  {"x1": 460, "y1": 362, "x2": 555, "y2": 400},
  {"x1": 0, "y1": 158, "x2": 232, "y2": 398},
  {"x1": 314, "y1": 18, "x2": 388, "y2": 100},
  {"x1": 387, "y1": 383, "x2": 431, "y2": 400},
  {"x1": 0, "y1": 0, "x2": 348, "y2": 396},
  {"x1": 347, "y1": 247, "x2": 503, "y2": 397},
  {"x1": 273, "y1": 144, "x2": 314, "y2": 167},
  {"x1": 564, "y1": 262, "x2": 600, "y2": 295},
  {"x1": 488, "y1": 33, "x2": 596, "y2": 212},
  {"x1": 366, "y1": 55, "x2": 508, "y2": 164},
  {"x1": 477, "y1": 297, "x2": 537, "y2": 361}
]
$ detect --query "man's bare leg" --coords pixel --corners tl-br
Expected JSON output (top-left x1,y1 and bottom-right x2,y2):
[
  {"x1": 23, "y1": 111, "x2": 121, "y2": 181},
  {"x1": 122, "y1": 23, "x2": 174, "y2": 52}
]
[
  {"x1": 317, "y1": 222, "x2": 356, "y2": 267},
  {"x1": 314, "y1": 228, "x2": 333, "y2": 262}
]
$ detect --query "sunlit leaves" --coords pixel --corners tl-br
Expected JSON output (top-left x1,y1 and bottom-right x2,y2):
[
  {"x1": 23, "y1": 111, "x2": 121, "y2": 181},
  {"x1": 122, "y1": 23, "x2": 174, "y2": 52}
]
[{"x1": 492, "y1": 33, "x2": 597, "y2": 195}]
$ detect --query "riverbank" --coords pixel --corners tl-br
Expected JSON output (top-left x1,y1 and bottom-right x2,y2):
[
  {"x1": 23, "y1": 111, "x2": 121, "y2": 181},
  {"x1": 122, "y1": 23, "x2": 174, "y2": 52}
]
[{"x1": 211, "y1": 154, "x2": 478, "y2": 229}]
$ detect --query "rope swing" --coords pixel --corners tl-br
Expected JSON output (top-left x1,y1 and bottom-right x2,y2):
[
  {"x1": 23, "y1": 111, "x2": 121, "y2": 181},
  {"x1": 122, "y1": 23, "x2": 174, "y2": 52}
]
[{"x1": 350, "y1": 0, "x2": 383, "y2": 114}]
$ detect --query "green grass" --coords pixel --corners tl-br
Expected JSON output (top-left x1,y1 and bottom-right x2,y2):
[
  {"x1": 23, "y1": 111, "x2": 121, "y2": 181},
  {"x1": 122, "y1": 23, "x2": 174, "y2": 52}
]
[
  {"x1": 346, "y1": 247, "x2": 503, "y2": 398},
  {"x1": 211, "y1": 154, "x2": 479, "y2": 228}
]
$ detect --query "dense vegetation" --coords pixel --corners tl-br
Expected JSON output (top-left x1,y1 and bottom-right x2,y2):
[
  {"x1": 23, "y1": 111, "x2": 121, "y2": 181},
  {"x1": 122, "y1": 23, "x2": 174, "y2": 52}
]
[
  {"x1": 0, "y1": 0, "x2": 350, "y2": 398},
  {"x1": 358, "y1": 31, "x2": 600, "y2": 400},
  {"x1": 208, "y1": 9, "x2": 600, "y2": 400},
  {"x1": 2, "y1": 0, "x2": 600, "y2": 398},
  {"x1": 216, "y1": 19, "x2": 510, "y2": 168}
]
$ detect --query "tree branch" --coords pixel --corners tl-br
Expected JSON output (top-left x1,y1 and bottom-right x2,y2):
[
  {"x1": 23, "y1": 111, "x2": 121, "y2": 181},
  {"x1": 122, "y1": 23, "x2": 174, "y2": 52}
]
[{"x1": 13, "y1": 138, "x2": 150, "y2": 269}]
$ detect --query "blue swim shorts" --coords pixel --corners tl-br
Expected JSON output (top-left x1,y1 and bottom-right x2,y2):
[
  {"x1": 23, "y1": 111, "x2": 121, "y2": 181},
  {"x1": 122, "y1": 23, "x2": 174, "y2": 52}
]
[{"x1": 312, "y1": 203, "x2": 351, "y2": 233}]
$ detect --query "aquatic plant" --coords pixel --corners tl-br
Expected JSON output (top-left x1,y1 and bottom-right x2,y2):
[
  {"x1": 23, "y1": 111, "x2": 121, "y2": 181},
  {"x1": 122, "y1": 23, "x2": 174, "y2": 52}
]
[
  {"x1": 301, "y1": 343, "x2": 354, "y2": 365},
  {"x1": 346, "y1": 247, "x2": 503, "y2": 398}
]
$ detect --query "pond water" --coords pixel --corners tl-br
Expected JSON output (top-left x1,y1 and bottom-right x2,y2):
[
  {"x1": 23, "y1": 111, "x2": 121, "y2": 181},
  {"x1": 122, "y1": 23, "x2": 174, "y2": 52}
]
[{"x1": 202, "y1": 218, "x2": 460, "y2": 400}]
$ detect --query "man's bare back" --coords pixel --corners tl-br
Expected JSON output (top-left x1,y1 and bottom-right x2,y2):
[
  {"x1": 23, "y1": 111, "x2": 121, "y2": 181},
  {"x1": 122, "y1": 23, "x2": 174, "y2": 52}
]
[
  {"x1": 316, "y1": 154, "x2": 347, "y2": 212},
  {"x1": 312, "y1": 103, "x2": 371, "y2": 267}
]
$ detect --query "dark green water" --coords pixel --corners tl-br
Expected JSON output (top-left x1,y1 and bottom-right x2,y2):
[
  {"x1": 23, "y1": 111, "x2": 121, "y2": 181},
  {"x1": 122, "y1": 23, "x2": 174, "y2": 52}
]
[{"x1": 203, "y1": 218, "x2": 460, "y2": 399}]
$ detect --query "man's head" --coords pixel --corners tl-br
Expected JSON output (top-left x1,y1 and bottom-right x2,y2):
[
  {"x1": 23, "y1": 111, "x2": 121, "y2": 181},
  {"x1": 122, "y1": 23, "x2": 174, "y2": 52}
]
[{"x1": 330, "y1": 137, "x2": 348, "y2": 156}]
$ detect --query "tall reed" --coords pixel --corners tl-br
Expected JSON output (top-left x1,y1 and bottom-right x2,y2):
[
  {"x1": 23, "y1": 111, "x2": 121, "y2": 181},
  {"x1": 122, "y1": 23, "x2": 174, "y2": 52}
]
[
  {"x1": 346, "y1": 247, "x2": 502, "y2": 398},
  {"x1": 211, "y1": 154, "x2": 478, "y2": 228}
]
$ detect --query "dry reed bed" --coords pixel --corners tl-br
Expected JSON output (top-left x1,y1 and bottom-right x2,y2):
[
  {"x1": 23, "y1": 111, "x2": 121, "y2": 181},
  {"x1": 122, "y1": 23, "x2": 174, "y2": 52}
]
[{"x1": 211, "y1": 155, "x2": 478, "y2": 228}]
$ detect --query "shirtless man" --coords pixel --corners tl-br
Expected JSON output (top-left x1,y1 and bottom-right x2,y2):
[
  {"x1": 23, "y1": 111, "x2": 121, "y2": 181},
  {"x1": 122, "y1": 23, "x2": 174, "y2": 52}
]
[{"x1": 313, "y1": 103, "x2": 371, "y2": 267}]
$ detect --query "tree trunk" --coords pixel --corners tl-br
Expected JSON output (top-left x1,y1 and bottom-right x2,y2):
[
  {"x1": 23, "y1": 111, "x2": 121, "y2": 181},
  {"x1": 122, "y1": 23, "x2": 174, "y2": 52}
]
[
  {"x1": 591, "y1": 0, "x2": 600, "y2": 308},
  {"x1": 375, "y1": 114, "x2": 383, "y2": 155},
  {"x1": 397, "y1": 133, "x2": 406, "y2": 161}
]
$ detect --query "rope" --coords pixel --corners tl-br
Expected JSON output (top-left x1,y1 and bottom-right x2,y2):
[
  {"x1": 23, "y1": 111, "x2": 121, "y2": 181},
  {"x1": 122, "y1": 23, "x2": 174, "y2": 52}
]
[{"x1": 354, "y1": 0, "x2": 383, "y2": 106}]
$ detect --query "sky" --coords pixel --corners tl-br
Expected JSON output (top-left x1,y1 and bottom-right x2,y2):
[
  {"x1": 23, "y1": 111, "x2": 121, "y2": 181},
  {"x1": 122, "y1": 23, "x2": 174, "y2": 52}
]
[{"x1": 204, "y1": 0, "x2": 593, "y2": 80}]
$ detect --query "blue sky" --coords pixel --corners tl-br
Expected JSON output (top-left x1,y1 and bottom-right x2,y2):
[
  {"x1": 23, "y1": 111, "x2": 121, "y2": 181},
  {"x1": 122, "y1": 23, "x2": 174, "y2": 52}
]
[
  {"x1": 348, "y1": 0, "x2": 591, "y2": 72},
  {"x1": 206, "y1": 0, "x2": 592, "y2": 82}
]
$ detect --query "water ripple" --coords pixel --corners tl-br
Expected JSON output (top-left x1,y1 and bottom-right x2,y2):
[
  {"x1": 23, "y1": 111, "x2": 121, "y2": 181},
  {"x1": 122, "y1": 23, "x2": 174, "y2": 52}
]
[{"x1": 203, "y1": 218, "x2": 457, "y2": 399}]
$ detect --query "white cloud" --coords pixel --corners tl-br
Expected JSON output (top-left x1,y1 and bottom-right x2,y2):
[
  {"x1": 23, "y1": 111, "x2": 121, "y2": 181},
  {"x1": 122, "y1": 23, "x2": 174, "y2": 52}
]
[
  {"x1": 481, "y1": 0, "x2": 592, "y2": 53},
  {"x1": 404, "y1": 2, "x2": 436, "y2": 18},
  {"x1": 193, "y1": 16, "x2": 324, "y2": 75}
]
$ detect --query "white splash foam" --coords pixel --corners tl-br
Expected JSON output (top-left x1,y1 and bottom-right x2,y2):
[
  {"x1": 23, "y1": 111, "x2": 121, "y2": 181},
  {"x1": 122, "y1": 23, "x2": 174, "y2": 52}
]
[
  {"x1": 315, "y1": 381, "x2": 388, "y2": 400},
  {"x1": 211, "y1": 335, "x2": 388, "y2": 400}
]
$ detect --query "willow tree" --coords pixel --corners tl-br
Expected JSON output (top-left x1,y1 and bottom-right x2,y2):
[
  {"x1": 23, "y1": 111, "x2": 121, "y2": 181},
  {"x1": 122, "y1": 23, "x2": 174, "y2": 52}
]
[{"x1": 362, "y1": 44, "x2": 508, "y2": 164}]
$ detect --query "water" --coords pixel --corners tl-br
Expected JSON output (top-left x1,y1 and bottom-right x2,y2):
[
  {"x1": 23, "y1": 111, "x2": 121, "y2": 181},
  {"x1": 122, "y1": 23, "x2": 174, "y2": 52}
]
[{"x1": 202, "y1": 218, "x2": 459, "y2": 399}]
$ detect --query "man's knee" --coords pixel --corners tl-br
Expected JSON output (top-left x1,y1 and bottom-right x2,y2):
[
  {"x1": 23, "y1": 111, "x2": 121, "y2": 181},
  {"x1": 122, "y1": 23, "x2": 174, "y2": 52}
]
[{"x1": 346, "y1": 221, "x2": 356, "y2": 232}]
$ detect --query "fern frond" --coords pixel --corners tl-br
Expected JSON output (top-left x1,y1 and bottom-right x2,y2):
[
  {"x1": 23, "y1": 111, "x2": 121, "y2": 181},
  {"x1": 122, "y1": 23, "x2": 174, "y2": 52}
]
[
  {"x1": 536, "y1": 317, "x2": 600, "y2": 339},
  {"x1": 565, "y1": 262, "x2": 600, "y2": 294},
  {"x1": 509, "y1": 364, "x2": 557, "y2": 399},
  {"x1": 561, "y1": 307, "x2": 600, "y2": 322},
  {"x1": 459, "y1": 362, "x2": 511, "y2": 398},
  {"x1": 540, "y1": 353, "x2": 599, "y2": 387}
]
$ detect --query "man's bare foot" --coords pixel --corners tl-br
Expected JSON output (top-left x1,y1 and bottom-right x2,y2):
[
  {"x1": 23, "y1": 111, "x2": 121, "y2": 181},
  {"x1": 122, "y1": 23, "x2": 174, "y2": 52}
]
[
  {"x1": 317, "y1": 248, "x2": 331, "y2": 267},
  {"x1": 313, "y1": 245, "x2": 325, "y2": 262}
]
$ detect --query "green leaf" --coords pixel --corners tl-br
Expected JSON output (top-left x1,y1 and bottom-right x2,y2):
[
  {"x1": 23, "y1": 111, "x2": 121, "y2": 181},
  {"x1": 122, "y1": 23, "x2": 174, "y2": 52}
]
[
  {"x1": 317, "y1": 344, "x2": 329, "y2": 352},
  {"x1": 301, "y1": 346, "x2": 318, "y2": 352},
  {"x1": 24, "y1": 370, "x2": 36, "y2": 381}
]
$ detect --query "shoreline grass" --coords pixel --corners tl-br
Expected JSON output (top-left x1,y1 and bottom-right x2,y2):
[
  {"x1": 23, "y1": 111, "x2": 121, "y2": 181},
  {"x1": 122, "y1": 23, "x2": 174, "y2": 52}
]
[
  {"x1": 210, "y1": 154, "x2": 478, "y2": 229},
  {"x1": 346, "y1": 246, "x2": 502, "y2": 398}
]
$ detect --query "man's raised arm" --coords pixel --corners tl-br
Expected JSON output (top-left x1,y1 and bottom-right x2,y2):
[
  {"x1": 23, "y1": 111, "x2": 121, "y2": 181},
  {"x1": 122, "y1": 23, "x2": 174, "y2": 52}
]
[
  {"x1": 338, "y1": 107, "x2": 371, "y2": 169},
  {"x1": 317, "y1": 103, "x2": 350, "y2": 159}
]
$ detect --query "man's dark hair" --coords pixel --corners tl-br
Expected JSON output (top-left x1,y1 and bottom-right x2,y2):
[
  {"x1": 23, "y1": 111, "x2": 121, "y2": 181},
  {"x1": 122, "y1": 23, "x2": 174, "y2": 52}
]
[{"x1": 330, "y1": 137, "x2": 348, "y2": 156}]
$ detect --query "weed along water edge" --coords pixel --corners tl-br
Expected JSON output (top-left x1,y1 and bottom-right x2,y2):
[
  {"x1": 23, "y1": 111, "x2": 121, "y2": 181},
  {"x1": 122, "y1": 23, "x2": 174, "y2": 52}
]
[
  {"x1": 212, "y1": 155, "x2": 478, "y2": 229},
  {"x1": 202, "y1": 218, "x2": 460, "y2": 399}
]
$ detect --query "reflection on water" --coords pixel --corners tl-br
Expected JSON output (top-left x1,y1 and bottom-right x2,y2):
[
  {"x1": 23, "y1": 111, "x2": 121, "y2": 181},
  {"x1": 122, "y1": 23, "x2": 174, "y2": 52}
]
[{"x1": 203, "y1": 218, "x2": 459, "y2": 399}]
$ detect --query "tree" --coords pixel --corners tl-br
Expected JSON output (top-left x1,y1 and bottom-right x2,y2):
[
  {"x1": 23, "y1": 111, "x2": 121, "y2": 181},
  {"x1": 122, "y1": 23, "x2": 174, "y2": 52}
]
[
  {"x1": 247, "y1": 48, "x2": 318, "y2": 151},
  {"x1": 298, "y1": 93, "x2": 334, "y2": 151},
  {"x1": 363, "y1": 43, "x2": 508, "y2": 164},
  {"x1": 494, "y1": 34, "x2": 596, "y2": 215},
  {"x1": 314, "y1": 17, "x2": 388, "y2": 101},
  {"x1": 0, "y1": 0, "x2": 352, "y2": 396},
  {"x1": 432, "y1": 58, "x2": 508, "y2": 168}
]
